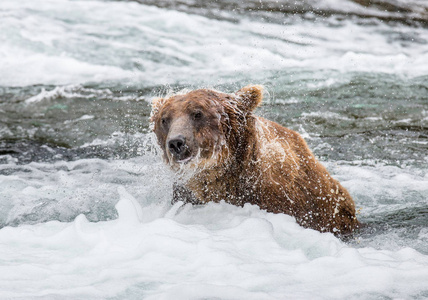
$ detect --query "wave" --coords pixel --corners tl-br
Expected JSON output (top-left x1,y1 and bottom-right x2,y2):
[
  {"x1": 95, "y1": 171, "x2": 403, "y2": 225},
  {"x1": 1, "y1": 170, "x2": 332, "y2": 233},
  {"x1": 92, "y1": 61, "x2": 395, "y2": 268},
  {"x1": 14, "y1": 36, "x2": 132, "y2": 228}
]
[
  {"x1": 139, "y1": 0, "x2": 428, "y2": 25},
  {"x1": 1, "y1": 0, "x2": 428, "y2": 87}
]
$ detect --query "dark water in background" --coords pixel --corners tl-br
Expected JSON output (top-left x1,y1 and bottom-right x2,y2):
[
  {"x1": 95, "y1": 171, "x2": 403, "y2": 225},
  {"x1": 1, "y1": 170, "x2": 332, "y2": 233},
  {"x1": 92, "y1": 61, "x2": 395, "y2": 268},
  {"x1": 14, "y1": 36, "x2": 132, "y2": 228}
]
[{"x1": 1, "y1": 0, "x2": 428, "y2": 254}]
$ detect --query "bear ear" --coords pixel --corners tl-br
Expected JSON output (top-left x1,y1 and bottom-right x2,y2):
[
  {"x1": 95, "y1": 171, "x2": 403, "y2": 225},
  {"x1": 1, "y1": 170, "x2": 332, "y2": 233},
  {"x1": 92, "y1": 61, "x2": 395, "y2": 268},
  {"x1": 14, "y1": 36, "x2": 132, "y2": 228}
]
[
  {"x1": 235, "y1": 85, "x2": 264, "y2": 112},
  {"x1": 150, "y1": 97, "x2": 166, "y2": 122}
]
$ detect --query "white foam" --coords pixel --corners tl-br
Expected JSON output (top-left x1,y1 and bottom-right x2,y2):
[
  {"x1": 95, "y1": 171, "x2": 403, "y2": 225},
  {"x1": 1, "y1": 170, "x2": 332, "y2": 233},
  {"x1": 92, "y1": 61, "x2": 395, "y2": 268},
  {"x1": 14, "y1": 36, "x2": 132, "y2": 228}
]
[
  {"x1": 0, "y1": 190, "x2": 427, "y2": 299},
  {"x1": 302, "y1": 111, "x2": 351, "y2": 121},
  {"x1": 64, "y1": 115, "x2": 95, "y2": 125},
  {"x1": 116, "y1": 186, "x2": 144, "y2": 224}
]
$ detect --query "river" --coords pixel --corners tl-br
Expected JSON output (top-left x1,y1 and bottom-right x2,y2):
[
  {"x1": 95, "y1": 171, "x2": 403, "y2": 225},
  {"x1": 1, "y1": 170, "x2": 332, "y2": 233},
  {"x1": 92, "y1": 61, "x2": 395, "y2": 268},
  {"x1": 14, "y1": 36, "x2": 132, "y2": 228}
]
[{"x1": 1, "y1": 0, "x2": 428, "y2": 298}]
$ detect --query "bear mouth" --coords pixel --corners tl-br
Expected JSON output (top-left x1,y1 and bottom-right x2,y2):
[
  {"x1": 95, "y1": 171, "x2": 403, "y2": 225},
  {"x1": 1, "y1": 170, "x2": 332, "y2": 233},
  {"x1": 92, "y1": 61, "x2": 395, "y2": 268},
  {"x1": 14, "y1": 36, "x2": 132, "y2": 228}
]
[
  {"x1": 170, "y1": 148, "x2": 195, "y2": 165},
  {"x1": 176, "y1": 155, "x2": 194, "y2": 164}
]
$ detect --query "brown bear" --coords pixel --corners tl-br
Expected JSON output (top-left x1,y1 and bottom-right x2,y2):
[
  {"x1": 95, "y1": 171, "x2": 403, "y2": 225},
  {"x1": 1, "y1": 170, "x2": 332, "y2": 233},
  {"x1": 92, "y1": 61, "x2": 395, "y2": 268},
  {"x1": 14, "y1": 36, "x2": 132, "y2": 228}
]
[{"x1": 151, "y1": 85, "x2": 359, "y2": 235}]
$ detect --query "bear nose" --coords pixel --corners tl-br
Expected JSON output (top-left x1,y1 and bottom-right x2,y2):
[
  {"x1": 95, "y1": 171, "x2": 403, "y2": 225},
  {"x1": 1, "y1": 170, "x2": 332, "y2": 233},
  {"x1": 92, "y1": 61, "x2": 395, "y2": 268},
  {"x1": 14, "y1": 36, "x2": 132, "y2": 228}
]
[{"x1": 168, "y1": 135, "x2": 187, "y2": 156}]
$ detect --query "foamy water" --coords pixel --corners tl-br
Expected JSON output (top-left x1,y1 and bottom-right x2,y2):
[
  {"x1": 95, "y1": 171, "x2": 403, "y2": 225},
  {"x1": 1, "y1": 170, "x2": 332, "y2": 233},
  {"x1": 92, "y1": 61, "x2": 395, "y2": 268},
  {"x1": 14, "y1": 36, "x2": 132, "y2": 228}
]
[
  {"x1": 1, "y1": 0, "x2": 428, "y2": 298},
  {"x1": 1, "y1": 194, "x2": 428, "y2": 299}
]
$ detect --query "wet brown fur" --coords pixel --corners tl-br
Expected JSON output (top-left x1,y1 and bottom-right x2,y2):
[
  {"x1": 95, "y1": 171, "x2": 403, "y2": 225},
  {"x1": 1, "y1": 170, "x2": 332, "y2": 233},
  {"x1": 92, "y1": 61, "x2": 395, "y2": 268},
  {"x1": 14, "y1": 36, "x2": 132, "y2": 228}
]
[{"x1": 151, "y1": 85, "x2": 359, "y2": 235}]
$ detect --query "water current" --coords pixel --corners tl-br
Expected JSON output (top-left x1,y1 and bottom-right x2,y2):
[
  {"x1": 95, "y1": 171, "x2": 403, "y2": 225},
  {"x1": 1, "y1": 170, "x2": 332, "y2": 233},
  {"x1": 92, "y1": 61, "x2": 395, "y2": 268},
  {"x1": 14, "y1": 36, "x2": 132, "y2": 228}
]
[{"x1": 1, "y1": 0, "x2": 428, "y2": 299}]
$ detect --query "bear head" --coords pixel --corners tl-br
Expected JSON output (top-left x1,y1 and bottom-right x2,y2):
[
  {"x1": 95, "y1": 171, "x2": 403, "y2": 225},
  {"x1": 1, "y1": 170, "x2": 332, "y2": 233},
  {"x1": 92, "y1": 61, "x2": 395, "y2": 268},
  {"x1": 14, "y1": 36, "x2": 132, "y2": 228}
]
[{"x1": 151, "y1": 85, "x2": 264, "y2": 171}]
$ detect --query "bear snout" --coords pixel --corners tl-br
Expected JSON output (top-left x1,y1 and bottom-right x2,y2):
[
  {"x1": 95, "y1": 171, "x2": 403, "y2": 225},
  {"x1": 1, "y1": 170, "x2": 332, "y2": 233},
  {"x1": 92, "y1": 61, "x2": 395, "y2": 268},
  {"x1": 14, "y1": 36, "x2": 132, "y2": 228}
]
[{"x1": 167, "y1": 135, "x2": 192, "y2": 162}]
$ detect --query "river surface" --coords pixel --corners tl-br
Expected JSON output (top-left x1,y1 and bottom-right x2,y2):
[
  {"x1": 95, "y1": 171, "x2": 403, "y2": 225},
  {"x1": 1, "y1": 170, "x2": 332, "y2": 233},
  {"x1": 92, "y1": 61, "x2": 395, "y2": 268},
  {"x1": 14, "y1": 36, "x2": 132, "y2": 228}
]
[{"x1": 1, "y1": 0, "x2": 428, "y2": 299}]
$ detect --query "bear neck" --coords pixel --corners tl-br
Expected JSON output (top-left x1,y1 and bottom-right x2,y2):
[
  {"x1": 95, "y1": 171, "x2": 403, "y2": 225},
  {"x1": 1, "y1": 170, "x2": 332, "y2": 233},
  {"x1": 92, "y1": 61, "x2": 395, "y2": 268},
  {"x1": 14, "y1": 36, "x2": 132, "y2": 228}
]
[
  {"x1": 231, "y1": 115, "x2": 258, "y2": 166},
  {"x1": 185, "y1": 114, "x2": 259, "y2": 205}
]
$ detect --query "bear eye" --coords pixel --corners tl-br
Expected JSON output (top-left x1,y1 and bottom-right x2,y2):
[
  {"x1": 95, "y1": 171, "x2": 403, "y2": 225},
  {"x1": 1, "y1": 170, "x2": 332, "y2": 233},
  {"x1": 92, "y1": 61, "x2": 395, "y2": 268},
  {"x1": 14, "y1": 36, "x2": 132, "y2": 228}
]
[
  {"x1": 161, "y1": 117, "x2": 169, "y2": 126},
  {"x1": 192, "y1": 111, "x2": 203, "y2": 121}
]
